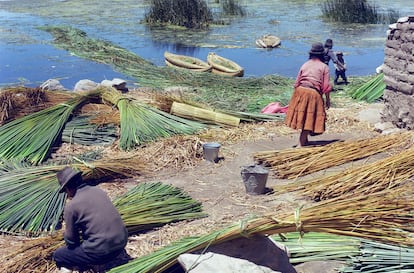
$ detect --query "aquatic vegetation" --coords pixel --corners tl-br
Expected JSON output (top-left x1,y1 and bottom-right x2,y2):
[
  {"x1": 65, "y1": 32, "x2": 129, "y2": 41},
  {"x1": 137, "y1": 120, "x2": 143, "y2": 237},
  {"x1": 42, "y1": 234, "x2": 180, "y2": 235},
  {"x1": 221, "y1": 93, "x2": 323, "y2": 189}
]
[
  {"x1": 144, "y1": 0, "x2": 213, "y2": 29},
  {"x1": 320, "y1": 0, "x2": 400, "y2": 24}
]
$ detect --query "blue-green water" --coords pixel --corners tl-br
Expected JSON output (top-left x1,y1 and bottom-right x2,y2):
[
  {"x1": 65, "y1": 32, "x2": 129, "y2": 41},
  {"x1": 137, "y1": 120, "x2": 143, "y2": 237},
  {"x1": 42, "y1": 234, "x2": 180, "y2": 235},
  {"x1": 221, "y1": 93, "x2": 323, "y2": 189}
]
[{"x1": 0, "y1": 0, "x2": 413, "y2": 88}]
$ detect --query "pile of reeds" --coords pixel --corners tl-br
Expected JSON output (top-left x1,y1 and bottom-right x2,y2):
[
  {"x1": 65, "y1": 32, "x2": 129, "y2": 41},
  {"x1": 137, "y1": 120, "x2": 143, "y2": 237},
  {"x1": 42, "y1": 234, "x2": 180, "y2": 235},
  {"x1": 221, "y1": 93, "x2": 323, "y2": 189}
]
[
  {"x1": 253, "y1": 132, "x2": 412, "y2": 179},
  {"x1": 273, "y1": 232, "x2": 414, "y2": 273},
  {"x1": 0, "y1": 87, "x2": 73, "y2": 125},
  {"x1": 108, "y1": 190, "x2": 414, "y2": 272},
  {"x1": 1, "y1": 182, "x2": 206, "y2": 273},
  {"x1": 0, "y1": 89, "x2": 100, "y2": 164},
  {"x1": 0, "y1": 155, "x2": 147, "y2": 235},
  {"x1": 350, "y1": 73, "x2": 385, "y2": 103},
  {"x1": 277, "y1": 145, "x2": 414, "y2": 202}
]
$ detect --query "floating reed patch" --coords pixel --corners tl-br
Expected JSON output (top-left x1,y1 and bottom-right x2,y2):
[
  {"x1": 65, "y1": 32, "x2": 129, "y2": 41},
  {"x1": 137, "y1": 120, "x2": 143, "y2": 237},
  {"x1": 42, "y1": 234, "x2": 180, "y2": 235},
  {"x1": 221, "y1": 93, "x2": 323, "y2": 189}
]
[{"x1": 253, "y1": 132, "x2": 413, "y2": 179}]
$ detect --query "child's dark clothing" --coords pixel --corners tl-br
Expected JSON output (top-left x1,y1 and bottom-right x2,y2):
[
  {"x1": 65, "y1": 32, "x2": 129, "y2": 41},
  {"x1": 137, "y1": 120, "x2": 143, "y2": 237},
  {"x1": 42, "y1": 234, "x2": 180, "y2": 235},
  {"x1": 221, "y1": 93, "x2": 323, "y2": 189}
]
[{"x1": 334, "y1": 52, "x2": 348, "y2": 85}]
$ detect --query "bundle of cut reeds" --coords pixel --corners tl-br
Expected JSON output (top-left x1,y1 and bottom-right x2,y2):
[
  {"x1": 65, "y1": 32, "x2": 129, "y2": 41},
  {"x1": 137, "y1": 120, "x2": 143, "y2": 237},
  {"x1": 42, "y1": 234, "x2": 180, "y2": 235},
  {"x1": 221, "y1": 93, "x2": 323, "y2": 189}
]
[
  {"x1": 1, "y1": 182, "x2": 206, "y2": 273},
  {"x1": 170, "y1": 101, "x2": 240, "y2": 127},
  {"x1": 277, "y1": 145, "x2": 414, "y2": 201},
  {"x1": 0, "y1": 89, "x2": 100, "y2": 164},
  {"x1": 100, "y1": 87, "x2": 206, "y2": 150},
  {"x1": 253, "y1": 132, "x2": 413, "y2": 179},
  {"x1": 109, "y1": 190, "x2": 414, "y2": 273}
]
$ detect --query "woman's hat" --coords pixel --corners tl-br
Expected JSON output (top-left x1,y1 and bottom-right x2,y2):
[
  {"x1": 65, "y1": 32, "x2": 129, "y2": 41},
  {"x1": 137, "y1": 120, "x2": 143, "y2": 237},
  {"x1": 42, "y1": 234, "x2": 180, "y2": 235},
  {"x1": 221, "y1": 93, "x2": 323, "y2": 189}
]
[
  {"x1": 324, "y1": 39, "x2": 333, "y2": 48},
  {"x1": 57, "y1": 166, "x2": 82, "y2": 193},
  {"x1": 309, "y1": 42, "x2": 325, "y2": 55}
]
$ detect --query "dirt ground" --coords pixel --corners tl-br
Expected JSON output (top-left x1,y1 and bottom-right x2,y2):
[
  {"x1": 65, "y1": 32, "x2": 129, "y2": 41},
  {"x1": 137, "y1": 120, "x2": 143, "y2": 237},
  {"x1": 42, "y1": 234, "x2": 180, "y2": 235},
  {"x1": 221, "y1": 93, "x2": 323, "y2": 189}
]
[{"x1": 0, "y1": 100, "x2": 385, "y2": 272}]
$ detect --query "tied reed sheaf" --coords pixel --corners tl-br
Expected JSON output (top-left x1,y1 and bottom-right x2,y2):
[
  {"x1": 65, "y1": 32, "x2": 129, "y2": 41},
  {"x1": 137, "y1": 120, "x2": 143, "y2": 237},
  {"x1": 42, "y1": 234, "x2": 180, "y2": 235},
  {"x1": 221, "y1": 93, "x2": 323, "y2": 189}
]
[
  {"x1": 99, "y1": 87, "x2": 206, "y2": 150},
  {"x1": 1, "y1": 182, "x2": 206, "y2": 273},
  {"x1": 108, "y1": 191, "x2": 414, "y2": 273},
  {"x1": 278, "y1": 144, "x2": 414, "y2": 201},
  {"x1": 253, "y1": 132, "x2": 413, "y2": 179}
]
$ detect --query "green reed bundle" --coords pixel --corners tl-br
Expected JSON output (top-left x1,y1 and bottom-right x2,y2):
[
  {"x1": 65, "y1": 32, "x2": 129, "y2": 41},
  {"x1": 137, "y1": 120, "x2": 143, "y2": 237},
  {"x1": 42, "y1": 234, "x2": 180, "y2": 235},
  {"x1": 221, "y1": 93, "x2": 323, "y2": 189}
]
[
  {"x1": 253, "y1": 132, "x2": 412, "y2": 179},
  {"x1": 2, "y1": 182, "x2": 206, "y2": 273},
  {"x1": 100, "y1": 87, "x2": 206, "y2": 151},
  {"x1": 0, "y1": 89, "x2": 101, "y2": 164}
]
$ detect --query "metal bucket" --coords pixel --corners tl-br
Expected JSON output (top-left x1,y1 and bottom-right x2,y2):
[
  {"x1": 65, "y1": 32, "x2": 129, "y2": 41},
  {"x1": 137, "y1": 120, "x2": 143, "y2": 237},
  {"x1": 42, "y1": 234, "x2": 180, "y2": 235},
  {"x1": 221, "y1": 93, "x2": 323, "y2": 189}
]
[
  {"x1": 202, "y1": 142, "x2": 221, "y2": 163},
  {"x1": 241, "y1": 165, "x2": 269, "y2": 195}
]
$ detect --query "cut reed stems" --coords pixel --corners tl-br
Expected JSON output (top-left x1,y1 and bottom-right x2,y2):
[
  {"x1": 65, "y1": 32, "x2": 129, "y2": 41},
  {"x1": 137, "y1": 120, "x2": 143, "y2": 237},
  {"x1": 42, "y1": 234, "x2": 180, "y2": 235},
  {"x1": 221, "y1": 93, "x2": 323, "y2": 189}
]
[{"x1": 253, "y1": 132, "x2": 413, "y2": 179}]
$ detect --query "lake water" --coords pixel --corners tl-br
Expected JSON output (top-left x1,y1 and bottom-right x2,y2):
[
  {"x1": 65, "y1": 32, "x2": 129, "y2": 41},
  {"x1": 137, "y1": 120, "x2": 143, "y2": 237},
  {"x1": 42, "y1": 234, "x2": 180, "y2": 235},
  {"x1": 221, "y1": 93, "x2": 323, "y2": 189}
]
[{"x1": 0, "y1": 0, "x2": 413, "y2": 89}]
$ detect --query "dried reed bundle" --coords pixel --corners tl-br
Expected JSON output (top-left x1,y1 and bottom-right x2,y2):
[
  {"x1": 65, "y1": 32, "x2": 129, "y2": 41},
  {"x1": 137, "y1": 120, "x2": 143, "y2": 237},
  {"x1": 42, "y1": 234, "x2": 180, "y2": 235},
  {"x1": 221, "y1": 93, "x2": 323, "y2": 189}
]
[
  {"x1": 0, "y1": 87, "x2": 75, "y2": 124},
  {"x1": 109, "y1": 190, "x2": 414, "y2": 272},
  {"x1": 278, "y1": 145, "x2": 414, "y2": 201},
  {"x1": 253, "y1": 132, "x2": 413, "y2": 179},
  {"x1": 171, "y1": 101, "x2": 240, "y2": 127}
]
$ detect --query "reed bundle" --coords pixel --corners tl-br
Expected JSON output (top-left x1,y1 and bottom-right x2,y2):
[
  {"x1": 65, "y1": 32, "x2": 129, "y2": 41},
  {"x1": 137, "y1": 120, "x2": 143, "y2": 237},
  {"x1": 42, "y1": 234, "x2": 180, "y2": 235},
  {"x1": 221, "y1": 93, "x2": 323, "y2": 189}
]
[
  {"x1": 170, "y1": 101, "x2": 240, "y2": 127},
  {"x1": 278, "y1": 145, "x2": 414, "y2": 201},
  {"x1": 253, "y1": 132, "x2": 412, "y2": 179},
  {"x1": 273, "y1": 232, "x2": 414, "y2": 273},
  {"x1": 342, "y1": 239, "x2": 414, "y2": 273},
  {"x1": 100, "y1": 87, "x2": 206, "y2": 150},
  {"x1": 0, "y1": 89, "x2": 100, "y2": 164},
  {"x1": 351, "y1": 73, "x2": 385, "y2": 103},
  {"x1": 2, "y1": 182, "x2": 206, "y2": 273},
  {"x1": 272, "y1": 232, "x2": 361, "y2": 264},
  {"x1": 109, "y1": 191, "x2": 414, "y2": 272}
]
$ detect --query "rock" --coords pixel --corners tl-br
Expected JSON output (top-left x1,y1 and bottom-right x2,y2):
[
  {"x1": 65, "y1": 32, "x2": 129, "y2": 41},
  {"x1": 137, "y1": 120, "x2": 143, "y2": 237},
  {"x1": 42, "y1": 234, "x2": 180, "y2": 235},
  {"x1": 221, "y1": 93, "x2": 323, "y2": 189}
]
[
  {"x1": 100, "y1": 78, "x2": 128, "y2": 93},
  {"x1": 294, "y1": 261, "x2": 345, "y2": 273},
  {"x1": 74, "y1": 79, "x2": 98, "y2": 92},
  {"x1": 374, "y1": 121, "x2": 395, "y2": 133},
  {"x1": 178, "y1": 252, "x2": 282, "y2": 273},
  {"x1": 40, "y1": 79, "x2": 66, "y2": 91},
  {"x1": 189, "y1": 235, "x2": 297, "y2": 273}
]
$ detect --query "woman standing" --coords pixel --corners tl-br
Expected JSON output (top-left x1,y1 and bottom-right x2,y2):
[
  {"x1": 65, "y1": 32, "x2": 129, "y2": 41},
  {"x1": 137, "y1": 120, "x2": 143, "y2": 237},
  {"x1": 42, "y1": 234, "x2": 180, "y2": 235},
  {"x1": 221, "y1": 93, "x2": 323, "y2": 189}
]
[{"x1": 285, "y1": 42, "x2": 333, "y2": 147}]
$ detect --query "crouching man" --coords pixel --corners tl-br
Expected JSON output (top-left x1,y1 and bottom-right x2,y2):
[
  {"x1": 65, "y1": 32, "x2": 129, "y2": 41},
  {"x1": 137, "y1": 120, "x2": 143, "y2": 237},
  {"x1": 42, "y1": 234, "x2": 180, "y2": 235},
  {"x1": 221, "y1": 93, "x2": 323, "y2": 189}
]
[{"x1": 53, "y1": 166, "x2": 128, "y2": 273}]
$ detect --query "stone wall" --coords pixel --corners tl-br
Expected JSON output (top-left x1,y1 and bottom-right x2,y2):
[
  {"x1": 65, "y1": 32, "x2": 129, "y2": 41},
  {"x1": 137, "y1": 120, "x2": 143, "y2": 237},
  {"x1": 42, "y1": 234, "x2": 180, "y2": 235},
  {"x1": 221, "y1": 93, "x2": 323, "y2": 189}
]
[{"x1": 381, "y1": 16, "x2": 414, "y2": 129}]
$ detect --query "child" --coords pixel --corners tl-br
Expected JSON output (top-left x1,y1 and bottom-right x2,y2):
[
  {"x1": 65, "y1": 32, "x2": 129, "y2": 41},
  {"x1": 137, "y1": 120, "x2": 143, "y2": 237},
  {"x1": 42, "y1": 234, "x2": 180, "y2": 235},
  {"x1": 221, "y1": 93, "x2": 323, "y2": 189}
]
[{"x1": 334, "y1": 51, "x2": 348, "y2": 85}]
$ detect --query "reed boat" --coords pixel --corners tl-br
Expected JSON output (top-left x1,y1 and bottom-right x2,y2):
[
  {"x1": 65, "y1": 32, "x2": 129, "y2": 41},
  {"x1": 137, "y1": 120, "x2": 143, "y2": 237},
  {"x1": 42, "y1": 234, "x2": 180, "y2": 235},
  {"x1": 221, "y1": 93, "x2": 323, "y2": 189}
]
[
  {"x1": 207, "y1": 52, "x2": 244, "y2": 77},
  {"x1": 256, "y1": 35, "x2": 281, "y2": 48},
  {"x1": 164, "y1": 51, "x2": 212, "y2": 72}
]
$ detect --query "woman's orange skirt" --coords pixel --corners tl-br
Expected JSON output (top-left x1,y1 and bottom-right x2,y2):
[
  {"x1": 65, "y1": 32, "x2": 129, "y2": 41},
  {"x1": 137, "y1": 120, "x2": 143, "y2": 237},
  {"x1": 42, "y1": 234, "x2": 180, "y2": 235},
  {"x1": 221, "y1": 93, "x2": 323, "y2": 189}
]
[{"x1": 285, "y1": 86, "x2": 326, "y2": 134}]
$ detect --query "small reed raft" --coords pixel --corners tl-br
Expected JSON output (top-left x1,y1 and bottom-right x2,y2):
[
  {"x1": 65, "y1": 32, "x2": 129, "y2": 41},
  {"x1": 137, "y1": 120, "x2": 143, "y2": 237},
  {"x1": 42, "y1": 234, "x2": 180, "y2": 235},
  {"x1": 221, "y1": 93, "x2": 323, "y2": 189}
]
[{"x1": 253, "y1": 132, "x2": 413, "y2": 179}]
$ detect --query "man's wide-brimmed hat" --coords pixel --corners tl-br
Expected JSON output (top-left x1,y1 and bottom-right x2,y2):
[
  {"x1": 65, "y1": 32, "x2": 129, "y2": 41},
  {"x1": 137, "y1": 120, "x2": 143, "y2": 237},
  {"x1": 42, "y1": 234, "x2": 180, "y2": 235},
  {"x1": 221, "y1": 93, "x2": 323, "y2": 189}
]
[
  {"x1": 309, "y1": 42, "x2": 325, "y2": 55},
  {"x1": 57, "y1": 166, "x2": 82, "y2": 193}
]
